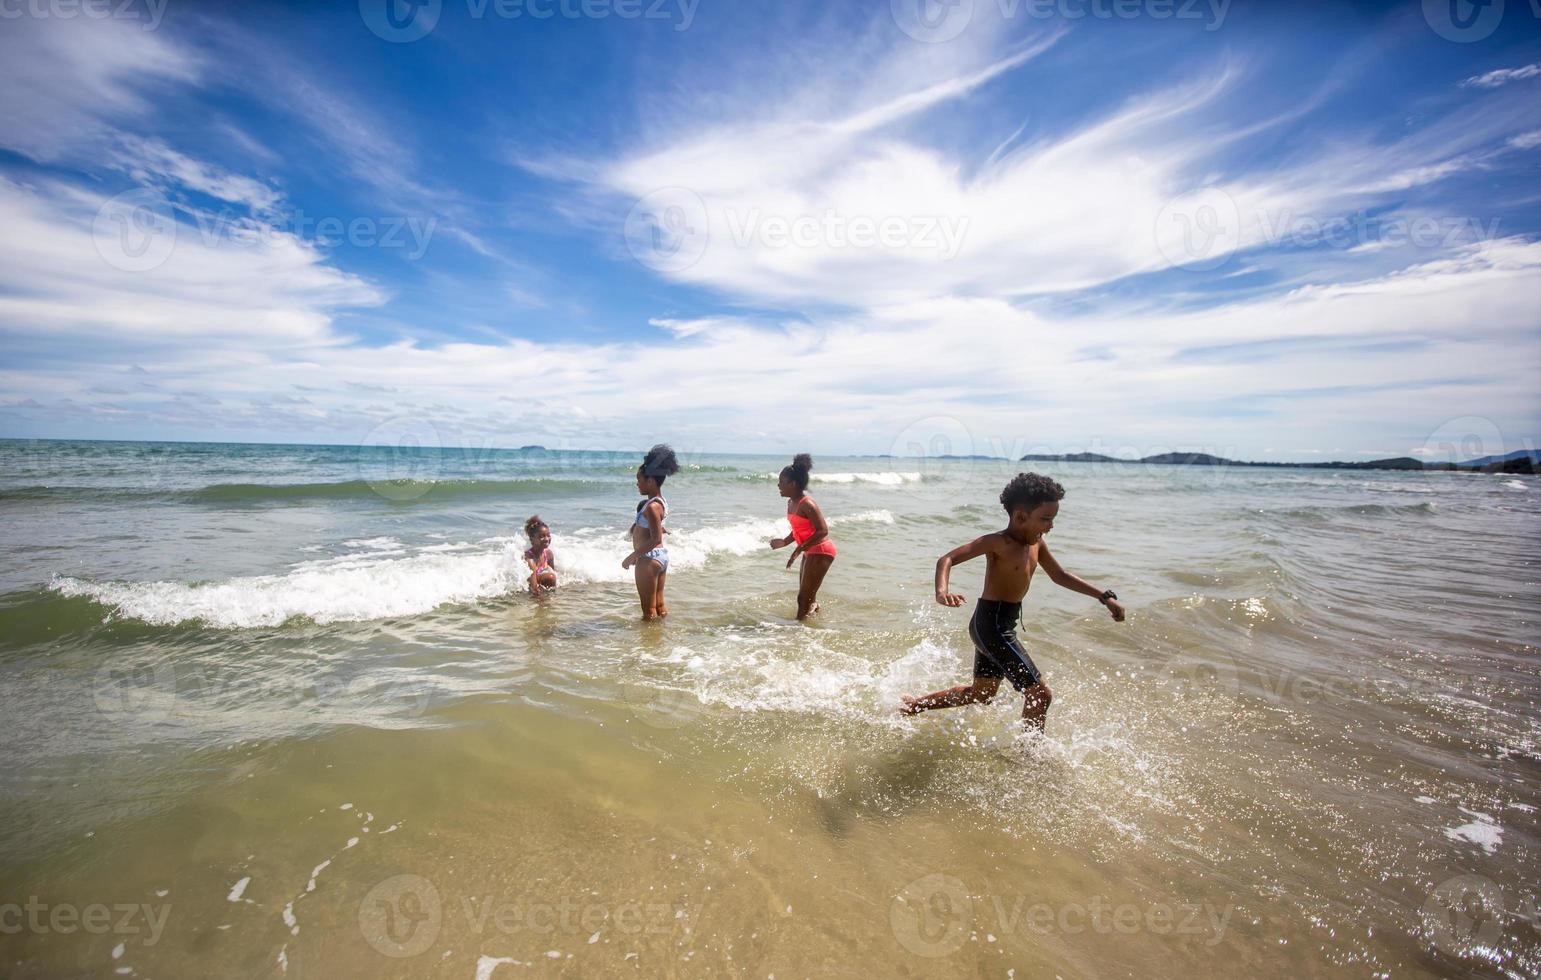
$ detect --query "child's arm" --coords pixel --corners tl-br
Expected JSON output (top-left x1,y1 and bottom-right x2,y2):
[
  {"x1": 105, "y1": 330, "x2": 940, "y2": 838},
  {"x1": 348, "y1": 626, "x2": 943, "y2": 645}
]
[
  {"x1": 1037, "y1": 541, "x2": 1125, "y2": 621},
  {"x1": 935, "y1": 535, "x2": 994, "y2": 606},
  {"x1": 784, "y1": 499, "x2": 830, "y2": 568}
]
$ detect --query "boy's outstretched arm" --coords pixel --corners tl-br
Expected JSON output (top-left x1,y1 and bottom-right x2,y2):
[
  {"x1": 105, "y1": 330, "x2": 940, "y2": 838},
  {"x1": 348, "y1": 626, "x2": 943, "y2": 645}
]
[
  {"x1": 1038, "y1": 541, "x2": 1125, "y2": 621},
  {"x1": 935, "y1": 535, "x2": 992, "y2": 606}
]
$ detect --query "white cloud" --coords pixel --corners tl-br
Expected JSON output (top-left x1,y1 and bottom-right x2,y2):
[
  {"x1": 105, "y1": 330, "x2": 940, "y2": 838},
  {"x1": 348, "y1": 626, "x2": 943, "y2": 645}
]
[
  {"x1": 0, "y1": 15, "x2": 197, "y2": 162},
  {"x1": 586, "y1": 36, "x2": 1538, "y2": 309},
  {"x1": 0, "y1": 177, "x2": 382, "y2": 345},
  {"x1": 1462, "y1": 63, "x2": 1541, "y2": 89}
]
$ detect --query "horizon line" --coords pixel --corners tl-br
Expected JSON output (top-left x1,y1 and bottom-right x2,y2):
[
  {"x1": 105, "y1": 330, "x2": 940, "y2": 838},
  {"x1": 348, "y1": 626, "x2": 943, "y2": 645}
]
[{"x1": 1, "y1": 434, "x2": 1531, "y2": 469}]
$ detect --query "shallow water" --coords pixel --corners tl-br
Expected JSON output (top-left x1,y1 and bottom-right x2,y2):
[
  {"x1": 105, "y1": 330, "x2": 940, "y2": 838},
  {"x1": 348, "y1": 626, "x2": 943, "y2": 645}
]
[{"x1": 0, "y1": 439, "x2": 1537, "y2": 978}]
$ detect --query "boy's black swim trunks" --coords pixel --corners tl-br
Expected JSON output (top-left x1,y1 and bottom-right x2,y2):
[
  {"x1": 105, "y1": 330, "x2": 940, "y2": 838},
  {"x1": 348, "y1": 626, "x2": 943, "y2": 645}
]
[{"x1": 969, "y1": 598, "x2": 1041, "y2": 690}]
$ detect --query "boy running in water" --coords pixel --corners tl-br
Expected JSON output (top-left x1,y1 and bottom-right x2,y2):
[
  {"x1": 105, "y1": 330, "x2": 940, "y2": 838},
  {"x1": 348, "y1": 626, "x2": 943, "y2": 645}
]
[{"x1": 901, "y1": 473, "x2": 1125, "y2": 731}]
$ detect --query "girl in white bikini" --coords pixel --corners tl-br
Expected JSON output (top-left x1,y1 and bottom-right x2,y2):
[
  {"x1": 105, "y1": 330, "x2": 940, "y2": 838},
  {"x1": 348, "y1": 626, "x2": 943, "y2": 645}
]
[{"x1": 621, "y1": 444, "x2": 680, "y2": 620}]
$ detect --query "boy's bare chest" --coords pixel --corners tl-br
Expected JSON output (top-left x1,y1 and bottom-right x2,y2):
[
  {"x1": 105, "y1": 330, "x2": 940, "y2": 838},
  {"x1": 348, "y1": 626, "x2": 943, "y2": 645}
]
[{"x1": 988, "y1": 540, "x2": 1039, "y2": 579}]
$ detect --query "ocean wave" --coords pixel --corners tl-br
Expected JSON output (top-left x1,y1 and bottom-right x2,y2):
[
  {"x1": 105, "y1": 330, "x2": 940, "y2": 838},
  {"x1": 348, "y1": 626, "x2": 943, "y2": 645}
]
[
  {"x1": 46, "y1": 510, "x2": 899, "y2": 629},
  {"x1": 1261, "y1": 500, "x2": 1437, "y2": 520},
  {"x1": 753, "y1": 471, "x2": 923, "y2": 486},
  {"x1": 1, "y1": 477, "x2": 610, "y2": 505},
  {"x1": 187, "y1": 477, "x2": 605, "y2": 503}
]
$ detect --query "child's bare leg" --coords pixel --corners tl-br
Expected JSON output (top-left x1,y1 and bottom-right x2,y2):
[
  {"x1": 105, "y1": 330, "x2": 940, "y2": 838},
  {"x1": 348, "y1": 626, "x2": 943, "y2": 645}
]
[
  {"x1": 1020, "y1": 681, "x2": 1053, "y2": 731},
  {"x1": 900, "y1": 677, "x2": 999, "y2": 715},
  {"x1": 655, "y1": 569, "x2": 668, "y2": 618},
  {"x1": 796, "y1": 553, "x2": 834, "y2": 620},
  {"x1": 634, "y1": 561, "x2": 661, "y2": 620},
  {"x1": 535, "y1": 570, "x2": 556, "y2": 592}
]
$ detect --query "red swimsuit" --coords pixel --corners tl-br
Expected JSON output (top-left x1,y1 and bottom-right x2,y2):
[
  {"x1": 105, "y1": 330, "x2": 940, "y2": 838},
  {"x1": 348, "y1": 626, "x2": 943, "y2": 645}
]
[{"x1": 788, "y1": 498, "x2": 837, "y2": 558}]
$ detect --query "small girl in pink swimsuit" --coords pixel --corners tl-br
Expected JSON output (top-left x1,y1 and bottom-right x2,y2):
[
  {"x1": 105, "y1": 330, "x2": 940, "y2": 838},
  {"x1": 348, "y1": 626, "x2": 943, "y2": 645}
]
[
  {"x1": 523, "y1": 515, "x2": 557, "y2": 596},
  {"x1": 768, "y1": 454, "x2": 836, "y2": 621}
]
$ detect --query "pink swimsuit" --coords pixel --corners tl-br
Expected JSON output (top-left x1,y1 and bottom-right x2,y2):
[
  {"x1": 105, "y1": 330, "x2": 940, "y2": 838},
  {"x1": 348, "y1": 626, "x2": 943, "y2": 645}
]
[{"x1": 788, "y1": 498, "x2": 837, "y2": 558}]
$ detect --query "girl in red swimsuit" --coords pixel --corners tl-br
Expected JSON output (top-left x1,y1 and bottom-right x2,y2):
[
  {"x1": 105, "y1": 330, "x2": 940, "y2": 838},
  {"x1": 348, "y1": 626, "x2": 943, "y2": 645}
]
[{"x1": 768, "y1": 454, "x2": 836, "y2": 620}]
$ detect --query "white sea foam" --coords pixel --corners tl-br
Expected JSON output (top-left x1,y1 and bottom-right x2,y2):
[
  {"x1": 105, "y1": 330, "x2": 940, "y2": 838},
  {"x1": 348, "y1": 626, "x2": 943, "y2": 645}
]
[
  {"x1": 49, "y1": 512, "x2": 897, "y2": 629},
  {"x1": 761, "y1": 471, "x2": 921, "y2": 486},
  {"x1": 52, "y1": 547, "x2": 523, "y2": 628},
  {"x1": 1502, "y1": 479, "x2": 1526, "y2": 490},
  {"x1": 1444, "y1": 808, "x2": 1503, "y2": 853}
]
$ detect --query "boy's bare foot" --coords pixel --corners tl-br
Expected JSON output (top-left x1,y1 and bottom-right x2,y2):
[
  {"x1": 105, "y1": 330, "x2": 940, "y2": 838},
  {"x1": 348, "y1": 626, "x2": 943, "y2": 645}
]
[{"x1": 899, "y1": 695, "x2": 922, "y2": 716}]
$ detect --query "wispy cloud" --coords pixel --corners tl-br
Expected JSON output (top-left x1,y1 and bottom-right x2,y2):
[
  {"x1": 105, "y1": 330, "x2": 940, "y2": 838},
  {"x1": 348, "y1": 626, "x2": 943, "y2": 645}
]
[{"x1": 1462, "y1": 63, "x2": 1541, "y2": 89}]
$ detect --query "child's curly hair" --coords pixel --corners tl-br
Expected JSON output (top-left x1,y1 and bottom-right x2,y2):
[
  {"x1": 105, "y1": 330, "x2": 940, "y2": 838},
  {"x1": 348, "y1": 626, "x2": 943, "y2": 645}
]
[
  {"x1": 639, "y1": 444, "x2": 681, "y2": 484},
  {"x1": 524, "y1": 514, "x2": 548, "y2": 539},
  {"x1": 1000, "y1": 472, "x2": 1065, "y2": 515},
  {"x1": 780, "y1": 453, "x2": 813, "y2": 492}
]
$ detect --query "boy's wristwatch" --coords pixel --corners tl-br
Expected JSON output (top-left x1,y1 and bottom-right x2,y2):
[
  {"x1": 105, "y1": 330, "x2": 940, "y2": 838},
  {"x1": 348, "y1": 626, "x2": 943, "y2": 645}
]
[{"x1": 1099, "y1": 589, "x2": 1117, "y2": 604}]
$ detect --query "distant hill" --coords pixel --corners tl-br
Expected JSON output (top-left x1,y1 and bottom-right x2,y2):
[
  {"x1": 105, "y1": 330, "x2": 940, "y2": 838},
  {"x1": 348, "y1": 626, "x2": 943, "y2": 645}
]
[
  {"x1": 1019, "y1": 451, "x2": 1535, "y2": 474},
  {"x1": 1459, "y1": 449, "x2": 1541, "y2": 468}
]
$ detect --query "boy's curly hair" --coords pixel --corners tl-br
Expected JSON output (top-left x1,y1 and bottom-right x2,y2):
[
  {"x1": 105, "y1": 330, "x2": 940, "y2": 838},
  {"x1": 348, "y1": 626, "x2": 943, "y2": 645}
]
[
  {"x1": 524, "y1": 514, "x2": 548, "y2": 539},
  {"x1": 639, "y1": 444, "x2": 681, "y2": 484},
  {"x1": 1000, "y1": 472, "x2": 1065, "y2": 515}
]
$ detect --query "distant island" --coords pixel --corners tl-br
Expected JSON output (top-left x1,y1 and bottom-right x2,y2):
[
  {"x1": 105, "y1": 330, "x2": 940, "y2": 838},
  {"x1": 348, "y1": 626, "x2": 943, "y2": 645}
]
[
  {"x1": 518, "y1": 445, "x2": 547, "y2": 452},
  {"x1": 1018, "y1": 449, "x2": 1539, "y2": 475}
]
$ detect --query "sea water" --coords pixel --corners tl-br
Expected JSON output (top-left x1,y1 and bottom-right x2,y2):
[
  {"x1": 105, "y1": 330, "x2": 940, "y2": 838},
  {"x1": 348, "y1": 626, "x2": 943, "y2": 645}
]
[{"x1": 0, "y1": 439, "x2": 1536, "y2": 977}]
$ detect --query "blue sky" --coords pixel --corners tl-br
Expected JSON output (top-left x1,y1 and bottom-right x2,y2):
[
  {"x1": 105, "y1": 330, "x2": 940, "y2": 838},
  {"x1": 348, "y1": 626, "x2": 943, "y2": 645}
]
[{"x1": 0, "y1": 0, "x2": 1538, "y2": 462}]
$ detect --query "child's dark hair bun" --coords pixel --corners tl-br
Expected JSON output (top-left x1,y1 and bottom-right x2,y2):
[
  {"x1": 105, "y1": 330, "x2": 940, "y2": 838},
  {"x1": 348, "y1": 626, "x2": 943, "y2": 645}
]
[
  {"x1": 524, "y1": 514, "x2": 547, "y2": 537},
  {"x1": 781, "y1": 453, "x2": 814, "y2": 492},
  {"x1": 641, "y1": 444, "x2": 680, "y2": 480}
]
